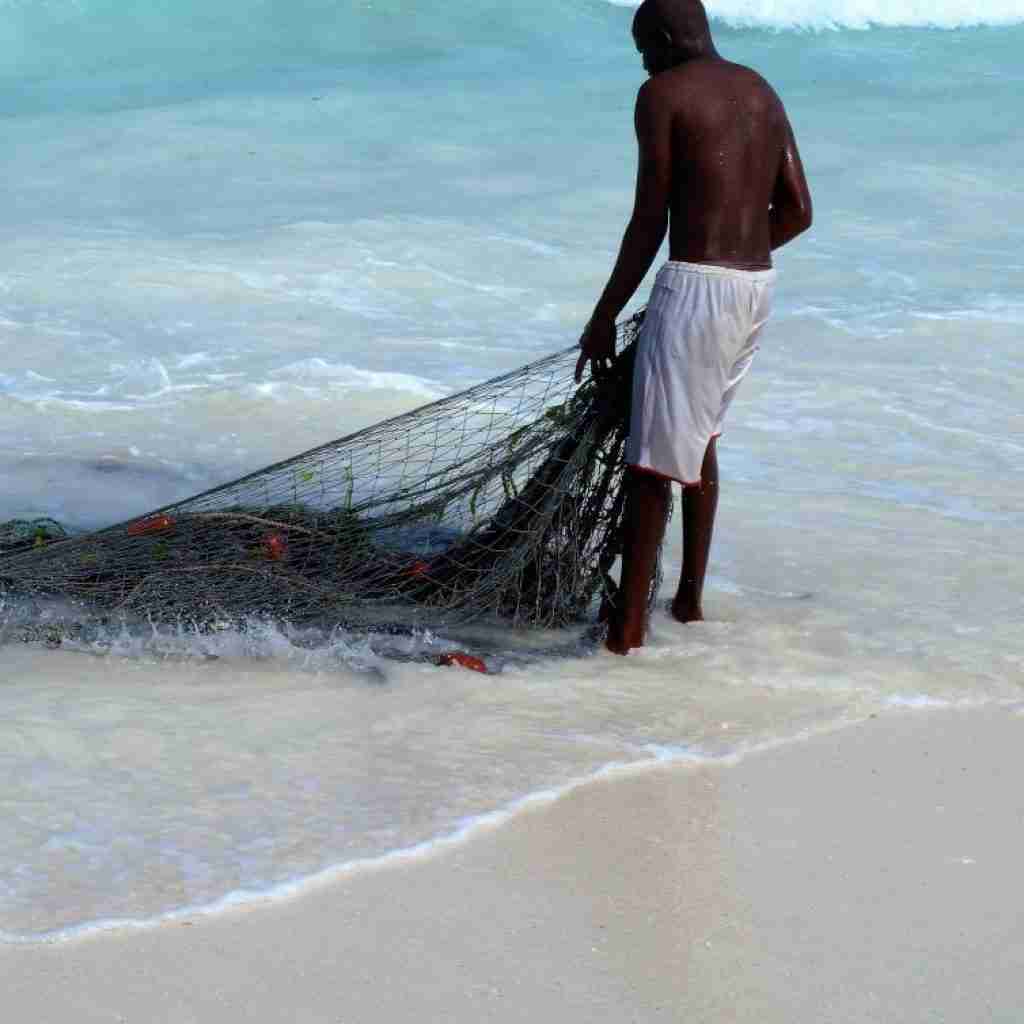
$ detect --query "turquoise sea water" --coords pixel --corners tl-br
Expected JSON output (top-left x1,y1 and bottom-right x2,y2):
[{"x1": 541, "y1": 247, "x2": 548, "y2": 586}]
[{"x1": 1, "y1": 0, "x2": 1022, "y2": 940}]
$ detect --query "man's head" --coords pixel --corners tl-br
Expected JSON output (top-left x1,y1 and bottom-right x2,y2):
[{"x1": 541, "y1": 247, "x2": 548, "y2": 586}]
[{"x1": 632, "y1": 0, "x2": 716, "y2": 75}]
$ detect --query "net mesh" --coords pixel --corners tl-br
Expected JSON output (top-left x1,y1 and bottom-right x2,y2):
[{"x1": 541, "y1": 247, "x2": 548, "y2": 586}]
[{"x1": 1, "y1": 312, "x2": 665, "y2": 634}]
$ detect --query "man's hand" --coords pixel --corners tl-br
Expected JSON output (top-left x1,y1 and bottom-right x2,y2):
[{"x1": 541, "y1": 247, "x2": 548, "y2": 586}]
[{"x1": 574, "y1": 315, "x2": 617, "y2": 384}]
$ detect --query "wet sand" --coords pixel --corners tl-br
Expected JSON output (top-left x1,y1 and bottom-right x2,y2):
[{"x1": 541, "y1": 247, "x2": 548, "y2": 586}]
[{"x1": 4, "y1": 704, "x2": 1022, "y2": 1022}]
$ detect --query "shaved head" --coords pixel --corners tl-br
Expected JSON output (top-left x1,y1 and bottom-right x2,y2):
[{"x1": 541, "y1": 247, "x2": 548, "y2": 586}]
[{"x1": 632, "y1": 0, "x2": 714, "y2": 63}]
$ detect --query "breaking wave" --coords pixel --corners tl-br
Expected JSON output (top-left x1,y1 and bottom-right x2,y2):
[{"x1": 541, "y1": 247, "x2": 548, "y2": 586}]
[{"x1": 605, "y1": 0, "x2": 1024, "y2": 30}]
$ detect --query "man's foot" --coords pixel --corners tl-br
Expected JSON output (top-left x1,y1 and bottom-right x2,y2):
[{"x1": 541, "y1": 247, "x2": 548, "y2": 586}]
[
  {"x1": 604, "y1": 605, "x2": 645, "y2": 655},
  {"x1": 605, "y1": 634, "x2": 631, "y2": 655},
  {"x1": 670, "y1": 597, "x2": 704, "y2": 624}
]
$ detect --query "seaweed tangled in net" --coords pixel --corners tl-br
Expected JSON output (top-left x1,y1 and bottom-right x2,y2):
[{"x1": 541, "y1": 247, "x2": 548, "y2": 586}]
[{"x1": 1, "y1": 312, "x2": 665, "y2": 633}]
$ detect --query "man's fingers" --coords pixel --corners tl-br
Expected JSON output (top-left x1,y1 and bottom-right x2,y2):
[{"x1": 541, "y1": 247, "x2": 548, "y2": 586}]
[
  {"x1": 575, "y1": 320, "x2": 615, "y2": 385},
  {"x1": 574, "y1": 349, "x2": 588, "y2": 384},
  {"x1": 576, "y1": 351, "x2": 615, "y2": 386}
]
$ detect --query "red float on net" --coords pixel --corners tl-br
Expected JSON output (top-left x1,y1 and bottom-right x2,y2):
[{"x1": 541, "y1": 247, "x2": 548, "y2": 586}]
[
  {"x1": 435, "y1": 652, "x2": 488, "y2": 674},
  {"x1": 127, "y1": 515, "x2": 175, "y2": 537},
  {"x1": 262, "y1": 533, "x2": 287, "y2": 561}
]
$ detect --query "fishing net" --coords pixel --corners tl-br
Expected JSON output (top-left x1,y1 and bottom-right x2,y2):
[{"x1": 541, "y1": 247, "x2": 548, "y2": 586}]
[{"x1": 1, "y1": 311, "x2": 666, "y2": 635}]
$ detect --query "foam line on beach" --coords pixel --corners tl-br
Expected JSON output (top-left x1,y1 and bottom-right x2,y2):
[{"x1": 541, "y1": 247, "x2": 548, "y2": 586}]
[
  {"x1": 4, "y1": 699, "x2": 1011, "y2": 948},
  {"x1": 0, "y1": 747, "x2": 711, "y2": 946}
]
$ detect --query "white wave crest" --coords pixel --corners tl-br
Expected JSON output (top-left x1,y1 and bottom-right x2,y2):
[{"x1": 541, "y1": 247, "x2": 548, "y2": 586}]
[{"x1": 604, "y1": 0, "x2": 1024, "y2": 30}]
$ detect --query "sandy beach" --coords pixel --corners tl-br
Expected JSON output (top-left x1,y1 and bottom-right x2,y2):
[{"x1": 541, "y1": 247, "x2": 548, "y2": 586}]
[{"x1": 4, "y1": 703, "x2": 1022, "y2": 1022}]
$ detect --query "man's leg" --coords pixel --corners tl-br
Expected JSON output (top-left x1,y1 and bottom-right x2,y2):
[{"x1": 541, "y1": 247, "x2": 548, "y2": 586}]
[
  {"x1": 672, "y1": 437, "x2": 718, "y2": 624},
  {"x1": 606, "y1": 468, "x2": 671, "y2": 655}
]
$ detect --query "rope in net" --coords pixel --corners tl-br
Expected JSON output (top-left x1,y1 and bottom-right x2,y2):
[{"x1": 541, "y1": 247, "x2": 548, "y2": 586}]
[{"x1": 1, "y1": 312, "x2": 666, "y2": 636}]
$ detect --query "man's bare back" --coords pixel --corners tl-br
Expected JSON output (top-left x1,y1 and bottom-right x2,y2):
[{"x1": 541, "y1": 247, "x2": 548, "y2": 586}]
[
  {"x1": 575, "y1": 0, "x2": 812, "y2": 654},
  {"x1": 658, "y1": 59, "x2": 792, "y2": 270}
]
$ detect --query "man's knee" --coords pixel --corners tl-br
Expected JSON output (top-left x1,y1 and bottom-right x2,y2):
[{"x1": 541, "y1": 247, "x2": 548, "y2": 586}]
[{"x1": 626, "y1": 467, "x2": 671, "y2": 499}]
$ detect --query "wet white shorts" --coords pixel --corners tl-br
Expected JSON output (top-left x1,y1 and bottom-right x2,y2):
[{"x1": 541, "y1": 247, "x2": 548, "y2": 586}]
[{"x1": 626, "y1": 260, "x2": 776, "y2": 485}]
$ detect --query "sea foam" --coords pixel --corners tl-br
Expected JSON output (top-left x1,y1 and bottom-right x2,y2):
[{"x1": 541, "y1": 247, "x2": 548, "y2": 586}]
[{"x1": 606, "y1": 0, "x2": 1024, "y2": 30}]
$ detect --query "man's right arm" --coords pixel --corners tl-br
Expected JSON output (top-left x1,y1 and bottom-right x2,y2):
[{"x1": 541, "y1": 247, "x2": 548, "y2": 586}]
[{"x1": 770, "y1": 114, "x2": 812, "y2": 250}]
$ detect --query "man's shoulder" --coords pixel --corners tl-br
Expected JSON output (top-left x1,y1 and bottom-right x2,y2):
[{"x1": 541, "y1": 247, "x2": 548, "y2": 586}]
[
  {"x1": 634, "y1": 74, "x2": 678, "y2": 124},
  {"x1": 644, "y1": 59, "x2": 782, "y2": 108},
  {"x1": 720, "y1": 59, "x2": 775, "y2": 86},
  {"x1": 722, "y1": 61, "x2": 784, "y2": 106}
]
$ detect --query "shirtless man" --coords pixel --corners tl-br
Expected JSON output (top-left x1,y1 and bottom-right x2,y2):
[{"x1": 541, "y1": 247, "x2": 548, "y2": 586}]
[{"x1": 575, "y1": 0, "x2": 812, "y2": 655}]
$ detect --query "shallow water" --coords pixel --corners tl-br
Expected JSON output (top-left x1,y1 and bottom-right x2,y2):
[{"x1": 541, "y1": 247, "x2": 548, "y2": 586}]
[{"x1": 1, "y1": 0, "x2": 1022, "y2": 940}]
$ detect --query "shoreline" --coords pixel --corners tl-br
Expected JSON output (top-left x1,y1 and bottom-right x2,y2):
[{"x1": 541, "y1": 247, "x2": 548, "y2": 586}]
[
  {"x1": 4, "y1": 703, "x2": 1023, "y2": 1021},
  {"x1": 0, "y1": 705, "x2": 855, "y2": 947}
]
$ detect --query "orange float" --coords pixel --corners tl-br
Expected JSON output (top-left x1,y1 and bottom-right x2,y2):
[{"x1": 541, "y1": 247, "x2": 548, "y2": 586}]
[
  {"x1": 435, "y1": 652, "x2": 488, "y2": 674},
  {"x1": 262, "y1": 533, "x2": 288, "y2": 560},
  {"x1": 127, "y1": 515, "x2": 175, "y2": 537}
]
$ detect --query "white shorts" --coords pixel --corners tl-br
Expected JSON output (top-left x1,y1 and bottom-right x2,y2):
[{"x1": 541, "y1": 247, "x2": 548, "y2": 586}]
[{"x1": 626, "y1": 260, "x2": 776, "y2": 485}]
